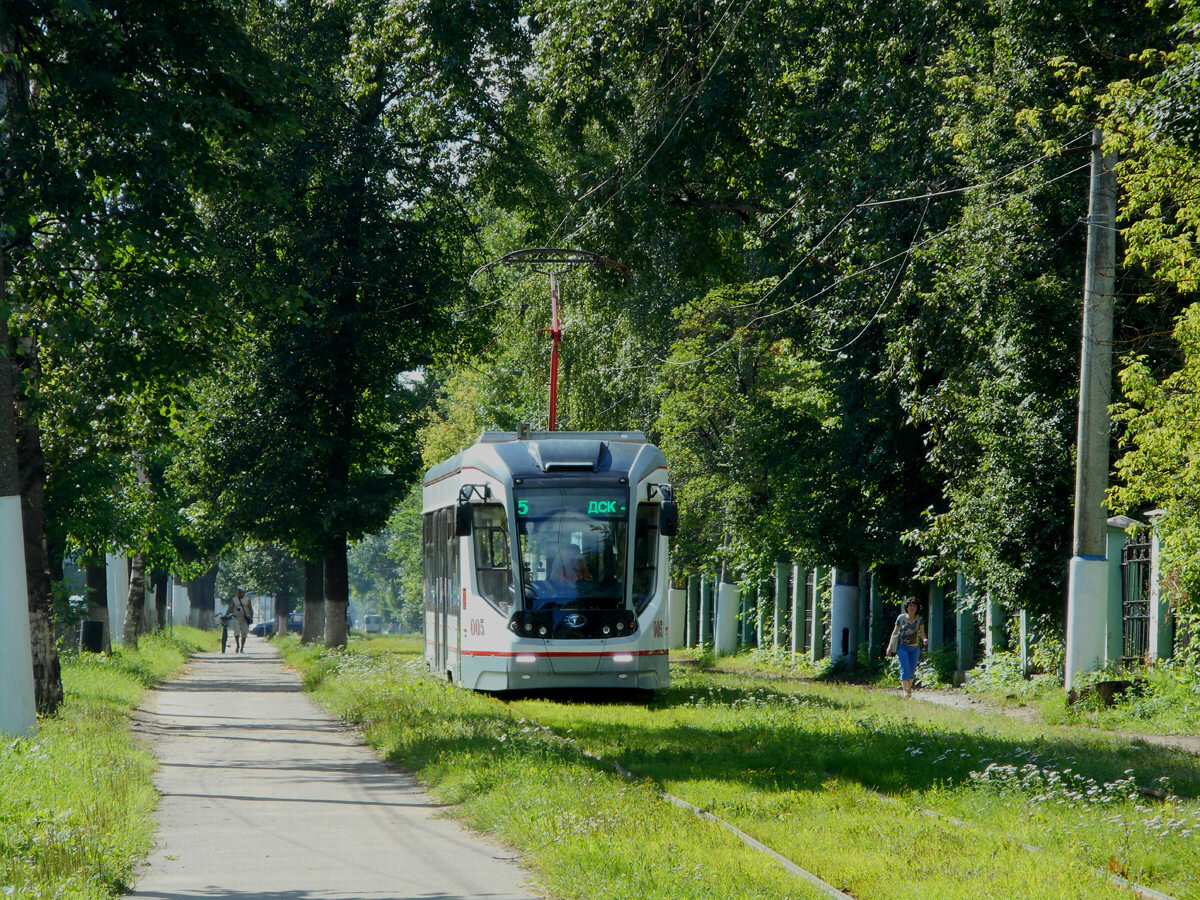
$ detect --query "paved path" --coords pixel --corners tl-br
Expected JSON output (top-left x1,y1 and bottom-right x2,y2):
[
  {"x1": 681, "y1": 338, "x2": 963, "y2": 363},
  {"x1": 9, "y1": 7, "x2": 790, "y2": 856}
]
[
  {"x1": 913, "y1": 687, "x2": 1200, "y2": 756},
  {"x1": 128, "y1": 636, "x2": 542, "y2": 900}
]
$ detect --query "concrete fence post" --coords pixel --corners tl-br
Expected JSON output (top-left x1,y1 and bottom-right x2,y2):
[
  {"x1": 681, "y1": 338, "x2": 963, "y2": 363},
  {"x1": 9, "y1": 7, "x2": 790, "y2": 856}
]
[
  {"x1": 927, "y1": 584, "x2": 945, "y2": 652},
  {"x1": 955, "y1": 573, "x2": 975, "y2": 679},
  {"x1": 756, "y1": 579, "x2": 768, "y2": 648},
  {"x1": 716, "y1": 580, "x2": 740, "y2": 655},
  {"x1": 830, "y1": 567, "x2": 859, "y2": 666},
  {"x1": 1019, "y1": 608, "x2": 1030, "y2": 678},
  {"x1": 773, "y1": 560, "x2": 788, "y2": 650},
  {"x1": 985, "y1": 592, "x2": 1005, "y2": 656},
  {"x1": 790, "y1": 565, "x2": 804, "y2": 660},
  {"x1": 699, "y1": 574, "x2": 713, "y2": 647},
  {"x1": 669, "y1": 583, "x2": 687, "y2": 650},
  {"x1": 1147, "y1": 510, "x2": 1173, "y2": 661},
  {"x1": 106, "y1": 554, "x2": 130, "y2": 647},
  {"x1": 686, "y1": 575, "x2": 700, "y2": 649},
  {"x1": 810, "y1": 567, "x2": 824, "y2": 662}
]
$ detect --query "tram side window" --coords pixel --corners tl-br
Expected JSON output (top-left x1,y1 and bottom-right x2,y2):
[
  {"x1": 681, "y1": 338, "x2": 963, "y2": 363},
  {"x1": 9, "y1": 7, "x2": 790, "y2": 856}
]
[
  {"x1": 443, "y1": 507, "x2": 460, "y2": 613},
  {"x1": 423, "y1": 513, "x2": 435, "y2": 608},
  {"x1": 633, "y1": 503, "x2": 659, "y2": 613},
  {"x1": 472, "y1": 505, "x2": 513, "y2": 613}
]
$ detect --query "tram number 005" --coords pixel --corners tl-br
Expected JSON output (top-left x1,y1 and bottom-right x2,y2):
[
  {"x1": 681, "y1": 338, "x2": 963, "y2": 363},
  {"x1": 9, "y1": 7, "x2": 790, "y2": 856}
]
[
  {"x1": 468, "y1": 618, "x2": 486, "y2": 637},
  {"x1": 652, "y1": 619, "x2": 664, "y2": 638}
]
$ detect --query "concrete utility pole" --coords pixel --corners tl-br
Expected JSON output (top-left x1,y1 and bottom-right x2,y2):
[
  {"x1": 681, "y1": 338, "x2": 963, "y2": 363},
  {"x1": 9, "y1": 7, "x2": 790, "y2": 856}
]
[{"x1": 1065, "y1": 128, "x2": 1118, "y2": 692}]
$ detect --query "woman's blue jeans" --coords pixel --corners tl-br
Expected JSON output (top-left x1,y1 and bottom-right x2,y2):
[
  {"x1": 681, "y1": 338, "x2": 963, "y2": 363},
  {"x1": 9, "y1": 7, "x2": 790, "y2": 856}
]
[{"x1": 897, "y1": 643, "x2": 920, "y2": 682}]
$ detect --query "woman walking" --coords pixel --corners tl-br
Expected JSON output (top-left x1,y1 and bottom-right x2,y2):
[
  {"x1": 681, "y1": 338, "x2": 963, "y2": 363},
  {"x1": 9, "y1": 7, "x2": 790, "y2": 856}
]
[{"x1": 890, "y1": 597, "x2": 928, "y2": 697}]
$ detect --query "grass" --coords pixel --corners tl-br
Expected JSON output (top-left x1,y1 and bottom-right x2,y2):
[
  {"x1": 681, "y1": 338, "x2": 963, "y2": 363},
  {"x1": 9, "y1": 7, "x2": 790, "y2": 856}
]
[
  {"x1": 280, "y1": 635, "x2": 830, "y2": 900},
  {"x1": 0, "y1": 627, "x2": 216, "y2": 899},
  {"x1": 283, "y1": 636, "x2": 1200, "y2": 900},
  {"x1": 518, "y1": 671, "x2": 1200, "y2": 900}
]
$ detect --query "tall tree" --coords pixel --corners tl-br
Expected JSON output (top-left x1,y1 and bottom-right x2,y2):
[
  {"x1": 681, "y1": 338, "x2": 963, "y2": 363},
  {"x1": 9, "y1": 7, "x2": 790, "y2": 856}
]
[
  {"x1": 175, "y1": 0, "x2": 529, "y2": 648},
  {"x1": 2, "y1": 0, "x2": 278, "y2": 706}
]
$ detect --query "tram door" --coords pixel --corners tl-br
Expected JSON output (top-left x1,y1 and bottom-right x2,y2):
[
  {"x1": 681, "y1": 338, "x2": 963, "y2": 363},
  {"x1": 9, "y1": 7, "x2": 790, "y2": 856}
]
[
  {"x1": 424, "y1": 510, "x2": 448, "y2": 676},
  {"x1": 426, "y1": 508, "x2": 459, "y2": 680},
  {"x1": 436, "y1": 511, "x2": 448, "y2": 676}
]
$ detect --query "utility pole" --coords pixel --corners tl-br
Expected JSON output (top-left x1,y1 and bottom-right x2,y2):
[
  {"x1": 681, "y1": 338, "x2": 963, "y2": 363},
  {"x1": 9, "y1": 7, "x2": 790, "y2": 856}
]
[
  {"x1": 1064, "y1": 128, "x2": 1118, "y2": 692},
  {"x1": 471, "y1": 249, "x2": 630, "y2": 431}
]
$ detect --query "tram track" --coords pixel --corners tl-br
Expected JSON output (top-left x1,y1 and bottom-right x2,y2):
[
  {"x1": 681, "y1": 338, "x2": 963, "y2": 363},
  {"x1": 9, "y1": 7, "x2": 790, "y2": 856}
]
[
  {"x1": 576, "y1": 740, "x2": 1183, "y2": 900},
  {"x1": 517, "y1": 711, "x2": 1185, "y2": 900},
  {"x1": 578, "y1": 748, "x2": 855, "y2": 900},
  {"x1": 864, "y1": 787, "x2": 1180, "y2": 900}
]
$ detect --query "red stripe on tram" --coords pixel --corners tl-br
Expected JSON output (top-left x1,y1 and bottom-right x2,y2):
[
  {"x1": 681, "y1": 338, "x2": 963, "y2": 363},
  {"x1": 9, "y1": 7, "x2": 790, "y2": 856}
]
[{"x1": 459, "y1": 649, "x2": 668, "y2": 658}]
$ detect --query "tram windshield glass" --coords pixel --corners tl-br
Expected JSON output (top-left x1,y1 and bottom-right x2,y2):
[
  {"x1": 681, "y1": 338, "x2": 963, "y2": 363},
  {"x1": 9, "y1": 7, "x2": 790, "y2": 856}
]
[{"x1": 514, "y1": 486, "x2": 629, "y2": 611}]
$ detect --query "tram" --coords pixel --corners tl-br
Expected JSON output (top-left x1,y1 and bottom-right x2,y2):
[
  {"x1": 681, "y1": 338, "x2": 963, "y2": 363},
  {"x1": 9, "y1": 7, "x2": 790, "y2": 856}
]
[{"x1": 422, "y1": 428, "x2": 677, "y2": 691}]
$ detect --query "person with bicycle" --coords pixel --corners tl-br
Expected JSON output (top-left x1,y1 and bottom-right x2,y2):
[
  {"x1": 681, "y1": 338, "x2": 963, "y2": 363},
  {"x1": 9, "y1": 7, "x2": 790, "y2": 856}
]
[{"x1": 221, "y1": 588, "x2": 254, "y2": 653}]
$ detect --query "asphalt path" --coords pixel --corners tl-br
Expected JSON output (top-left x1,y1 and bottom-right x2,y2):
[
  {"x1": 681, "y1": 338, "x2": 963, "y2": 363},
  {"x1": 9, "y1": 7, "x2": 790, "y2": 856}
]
[{"x1": 127, "y1": 635, "x2": 542, "y2": 900}]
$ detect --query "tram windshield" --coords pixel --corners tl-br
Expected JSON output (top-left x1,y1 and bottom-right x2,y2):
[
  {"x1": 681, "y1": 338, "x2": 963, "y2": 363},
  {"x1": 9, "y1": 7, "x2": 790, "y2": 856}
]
[{"x1": 515, "y1": 486, "x2": 629, "y2": 611}]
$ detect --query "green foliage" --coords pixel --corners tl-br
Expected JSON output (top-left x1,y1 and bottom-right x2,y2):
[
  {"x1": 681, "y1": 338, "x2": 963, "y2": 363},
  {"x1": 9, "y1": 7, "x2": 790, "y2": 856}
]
[
  {"x1": 409, "y1": 0, "x2": 1177, "y2": 636},
  {"x1": 168, "y1": 0, "x2": 533, "y2": 577},
  {"x1": 218, "y1": 543, "x2": 304, "y2": 608},
  {"x1": 4, "y1": 0, "x2": 284, "y2": 570},
  {"x1": 1104, "y1": 1, "x2": 1200, "y2": 643}
]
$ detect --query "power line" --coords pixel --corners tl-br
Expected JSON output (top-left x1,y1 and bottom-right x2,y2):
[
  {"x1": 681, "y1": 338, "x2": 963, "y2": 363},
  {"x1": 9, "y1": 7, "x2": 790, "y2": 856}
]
[
  {"x1": 550, "y1": 0, "x2": 759, "y2": 245},
  {"x1": 855, "y1": 130, "x2": 1094, "y2": 209},
  {"x1": 629, "y1": 156, "x2": 1093, "y2": 373},
  {"x1": 817, "y1": 197, "x2": 931, "y2": 354}
]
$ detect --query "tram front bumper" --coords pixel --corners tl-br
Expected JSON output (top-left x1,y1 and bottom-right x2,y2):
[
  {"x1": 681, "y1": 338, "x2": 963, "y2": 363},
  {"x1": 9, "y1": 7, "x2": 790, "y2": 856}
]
[{"x1": 468, "y1": 652, "x2": 666, "y2": 691}]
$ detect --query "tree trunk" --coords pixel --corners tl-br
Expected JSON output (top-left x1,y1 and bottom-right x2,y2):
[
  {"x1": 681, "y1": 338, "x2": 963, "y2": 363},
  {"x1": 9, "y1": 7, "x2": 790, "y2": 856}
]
[
  {"x1": 324, "y1": 540, "x2": 348, "y2": 649},
  {"x1": 274, "y1": 586, "x2": 292, "y2": 639},
  {"x1": 188, "y1": 563, "x2": 218, "y2": 629},
  {"x1": 84, "y1": 561, "x2": 111, "y2": 652},
  {"x1": 152, "y1": 568, "x2": 168, "y2": 631},
  {"x1": 122, "y1": 552, "x2": 147, "y2": 648},
  {"x1": 301, "y1": 559, "x2": 324, "y2": 644},
  {"x1": 14, "y1": 335, "x2": 61, "y2": 713},
  {"x1": 0, "y1": 249, "x2": 38, "y2": 733}
]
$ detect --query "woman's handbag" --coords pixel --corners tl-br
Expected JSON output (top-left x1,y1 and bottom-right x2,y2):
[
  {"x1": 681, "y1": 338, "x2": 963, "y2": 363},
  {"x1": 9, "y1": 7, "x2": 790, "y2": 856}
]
[{"x1": 886, "y1": 631, "x2": 899, "y2": 656}]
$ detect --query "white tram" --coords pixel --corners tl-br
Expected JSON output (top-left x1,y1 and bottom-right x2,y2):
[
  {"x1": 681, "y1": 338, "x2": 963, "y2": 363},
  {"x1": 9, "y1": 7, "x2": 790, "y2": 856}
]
[{"x1": 422, "y1": 428, "x2": 677, "y2": 691}]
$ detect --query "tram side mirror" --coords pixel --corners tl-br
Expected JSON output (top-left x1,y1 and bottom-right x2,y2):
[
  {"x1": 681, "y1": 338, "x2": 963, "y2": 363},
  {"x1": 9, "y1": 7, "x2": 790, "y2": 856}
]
[
  {"x1": 659, "y1": 500, "x2": 679, "y2": 537},
  {"x1": 455, "y1": 502, "x2": 473, "y2": 537}
]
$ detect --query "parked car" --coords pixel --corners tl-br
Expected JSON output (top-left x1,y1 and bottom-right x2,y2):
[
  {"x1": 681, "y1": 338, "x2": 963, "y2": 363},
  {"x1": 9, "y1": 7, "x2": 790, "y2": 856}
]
[{"x1": 248, "y1": 612, "x2": 303, "y2": 638}]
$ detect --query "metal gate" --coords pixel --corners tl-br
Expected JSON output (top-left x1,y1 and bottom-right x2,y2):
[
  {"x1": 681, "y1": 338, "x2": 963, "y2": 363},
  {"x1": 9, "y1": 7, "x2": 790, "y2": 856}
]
[{"x1": 1121, "y1": 529, "x2": 1152, "y2": 666}]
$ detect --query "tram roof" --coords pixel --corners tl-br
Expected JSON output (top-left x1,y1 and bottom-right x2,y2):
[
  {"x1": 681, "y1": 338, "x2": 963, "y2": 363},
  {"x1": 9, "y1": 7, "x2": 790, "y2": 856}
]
[{"x1": 424, "y1": 430, "x2": 662, "y2": 485}]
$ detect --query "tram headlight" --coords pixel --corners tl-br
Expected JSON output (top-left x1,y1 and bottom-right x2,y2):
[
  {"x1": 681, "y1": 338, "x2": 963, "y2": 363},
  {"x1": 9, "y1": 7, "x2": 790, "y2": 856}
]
[
  {"x1": 613, "y1": 653, "x2": 634, "y2": 663},
  {"x1": 616, "y1": 621, "x2": 625, "y2": 631},
  {"x1": 538, "y1": 626, "x2": 548, "y2": 636},
  {"x1": 524, "y1": 622, "x2": 533, "y2": 633},
  {"x1": 602, "y1": 625, "x2": 611, "y2": 636},
  {"x1": 515, "y1": 654, "x2": 537, "y2": 664}
]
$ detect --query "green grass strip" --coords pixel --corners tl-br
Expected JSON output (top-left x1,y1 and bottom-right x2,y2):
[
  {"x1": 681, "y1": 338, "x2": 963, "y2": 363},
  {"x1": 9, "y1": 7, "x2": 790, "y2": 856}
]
[
  {"x1": 515, "y1": 670, "x2": 1200, "y2": 900},
  {"x1": 283, "y1": 637, "x2": 1200, "y2": 900},
  {"x1": 280, "y1": 635, "x2": 835, "y2": 900},
  {"x1": 0, "y1": 627, "x2": 216, "y2": 899}
]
